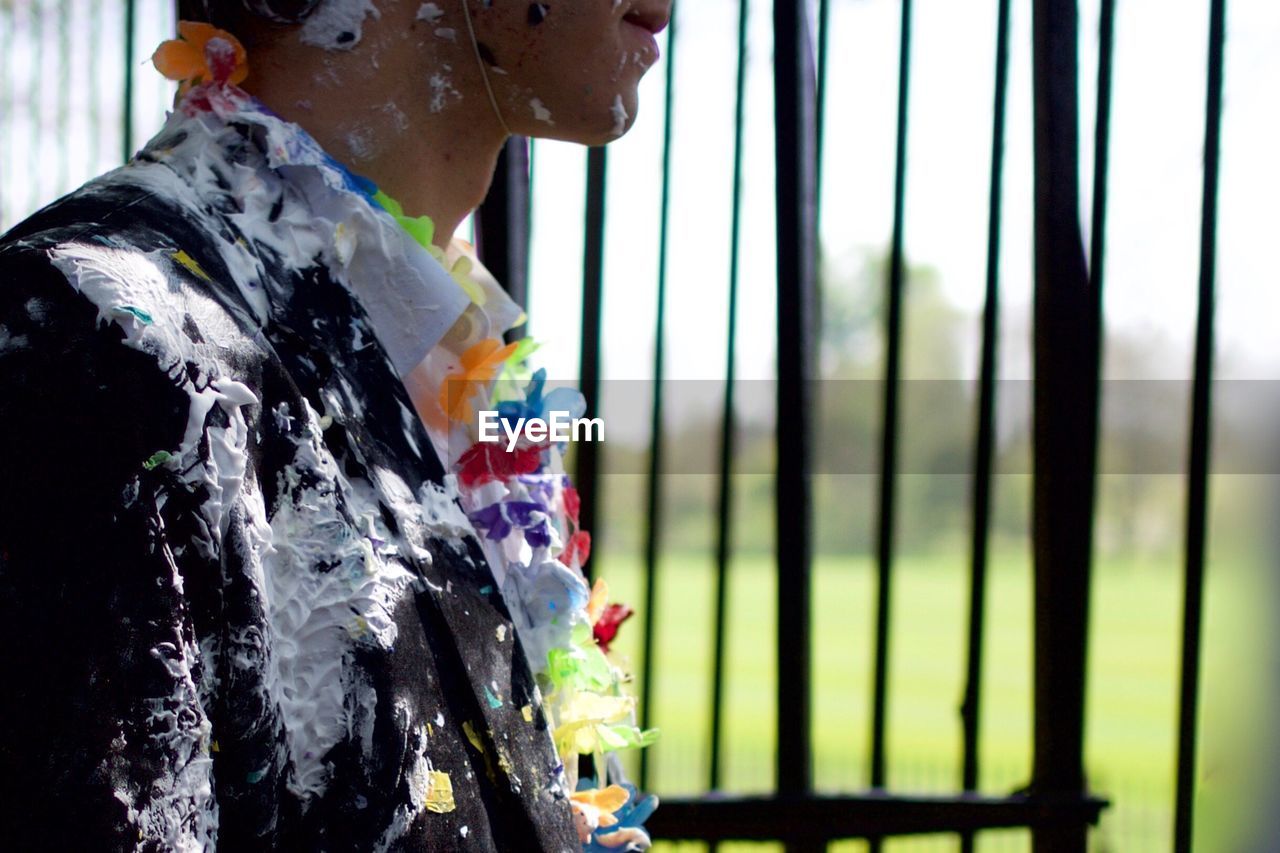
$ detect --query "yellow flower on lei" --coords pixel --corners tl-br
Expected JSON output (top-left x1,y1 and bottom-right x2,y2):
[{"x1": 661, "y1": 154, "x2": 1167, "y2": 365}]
[
  {"x1": 552, "y1": 691, "x2": 637, "y2": 757},
  {"x1": 370, "y1": 190, "x2": 486, "y2": 305}
]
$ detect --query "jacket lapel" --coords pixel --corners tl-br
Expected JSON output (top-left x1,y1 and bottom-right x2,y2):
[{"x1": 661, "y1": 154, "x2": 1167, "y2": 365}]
[{"x1": 258, "y1": 260, "x2": 579, "y2": 848}]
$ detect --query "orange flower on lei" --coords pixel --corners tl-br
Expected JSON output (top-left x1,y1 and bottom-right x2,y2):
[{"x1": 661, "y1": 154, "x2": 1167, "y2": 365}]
[
  {"x1": 153, "y1": 22, "x2": 249, "y2": 93},
  {"x1": 439, "y1": 338, "x2": 519, "y2": 423},
  {"x1": 569, "y1": 785, "x2": 630, "y2": 842}
]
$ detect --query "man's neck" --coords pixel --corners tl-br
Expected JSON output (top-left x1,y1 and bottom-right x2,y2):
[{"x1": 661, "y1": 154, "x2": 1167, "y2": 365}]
[{"x1": 243, "y1": 30, "x2": 508, "y2": 249}]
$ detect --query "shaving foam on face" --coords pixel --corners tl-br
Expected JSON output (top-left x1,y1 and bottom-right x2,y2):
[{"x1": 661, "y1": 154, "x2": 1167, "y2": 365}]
[
  {"x1": 300, "y1": 0, "x2": 382, "y2": 50},
  {"x1": 609, "y1": 94, "x2": 629, "y2": 137},
  {"x1": 529, "y1": 97, "x2": 554, "y2": 124}
]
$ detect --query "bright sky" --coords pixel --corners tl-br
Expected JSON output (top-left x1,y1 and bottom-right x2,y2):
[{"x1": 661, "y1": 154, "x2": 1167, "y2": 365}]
[
  {"x1": 2, "y1": 0, "x2": 1276, "y2": 386},
  {"x1": 522, "y1": 0, "x2": 1280, "y2": 385}
]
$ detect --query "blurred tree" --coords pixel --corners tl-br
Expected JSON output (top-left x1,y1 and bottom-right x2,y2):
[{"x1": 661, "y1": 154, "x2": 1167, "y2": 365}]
[{"x1": 596, "y1": 246, "x2": 1208, "y2": 567}]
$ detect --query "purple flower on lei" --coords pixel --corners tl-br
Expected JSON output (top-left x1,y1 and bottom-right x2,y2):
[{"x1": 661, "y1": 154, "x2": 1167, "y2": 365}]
[
  {"x1": 517, "y1": 473, "x2": 561, "y2": 507},
  {"x1": 468, "y1": 500, "x2": 553, "y2": 548}
]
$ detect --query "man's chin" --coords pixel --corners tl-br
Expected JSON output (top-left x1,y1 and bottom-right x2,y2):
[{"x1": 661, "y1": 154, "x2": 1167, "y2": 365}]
[{"x1": 529, "y1": 109, "x2": 639, "y2": 147}]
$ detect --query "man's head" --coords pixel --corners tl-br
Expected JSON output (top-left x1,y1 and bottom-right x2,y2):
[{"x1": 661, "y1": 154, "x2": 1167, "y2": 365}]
[{"x1": 180, "y1": 0, "x2": 670, "y2": 146}]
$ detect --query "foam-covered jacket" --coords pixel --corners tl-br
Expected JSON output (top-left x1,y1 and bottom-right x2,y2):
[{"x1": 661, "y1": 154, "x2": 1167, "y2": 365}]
[{"x1": 0, "y1": 93, "x2": 580, "y2": 851}]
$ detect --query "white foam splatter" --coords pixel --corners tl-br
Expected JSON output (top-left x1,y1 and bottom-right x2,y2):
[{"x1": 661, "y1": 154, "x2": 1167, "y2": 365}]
[
  {"x1": 46, "y1": 243, "x2": 263, "y2": 554},
  {"x1": 0, "y1": 324, "x2": 28, "y2": 353},
  {"x1": 40, "y1": 95, "x2": 491, "y2": 819},
  {"x1": 300, "y1": 0, "x2": 382, "y2": 51},
  {"x1": 134, "y1": 636, "x2": 219, "y2": 850},
  {"x1": 261, "y1": 398, "x2": 417, "y2": 798},
  {"x1": 415, "y1": 1, "x2": 443, "y2": 23},
  {"x1": 530, "y1": 97, "x2": 554, "y2": 125},
  {"x1": 381, "y1": 101, "x2": 410, "y2": 132},
  {"x1": 372, "y1": 717, "x2": 431, "y2": 852},
  {"x1": 345, "y1": 124, "x2": 376, "y2": 161},
  {"x1": 609, "y1": 94, "x2": 629, "y2": 136},
  {"x1": 429, "y1": 72, "x2": 461, "y2": 113}
]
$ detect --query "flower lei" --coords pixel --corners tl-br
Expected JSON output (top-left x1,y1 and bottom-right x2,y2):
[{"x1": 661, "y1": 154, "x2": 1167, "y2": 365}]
[
  {"x1": 448, "y1": 361, "x2": 659, "y2": 847},
  {"x1": 154, "y1": 25, "x2": 659, "y2": 849}
]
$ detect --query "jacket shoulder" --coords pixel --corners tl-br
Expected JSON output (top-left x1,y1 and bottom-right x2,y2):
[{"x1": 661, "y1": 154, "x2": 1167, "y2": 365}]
[
  {"x1": 0, "y1": 185, "x2": 271, "y2": 500},
  {"x1": 1, "y1": 163, "x2": 273, "y2": 336},
  {"x1": 0, "y1": 237, "x2": 191, "y2": 492},
  {"x1": 0, "y1": 202, "x2": 225, "y2": 853}
]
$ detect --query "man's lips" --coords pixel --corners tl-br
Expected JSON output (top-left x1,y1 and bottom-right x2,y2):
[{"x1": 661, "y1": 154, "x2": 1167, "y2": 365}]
[{"x1": 622, "y1": 5, "x2": 671, "y2": 36}]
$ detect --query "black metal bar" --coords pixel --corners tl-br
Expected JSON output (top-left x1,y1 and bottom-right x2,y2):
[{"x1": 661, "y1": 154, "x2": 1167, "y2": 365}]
[
  {"x1": 0, "y1": 4, "x2": 8, "y2": 229},
  {"x1": 1, "y1": 1, "x2": 17, "y2": 229},
  {"x1": 958, "y1": 4, "x2": 1012, "y2": 853},
  {"x1": 29, "y1": 0, "x2": 45, "y2": 215},
  {"x1": 57, "y1": 0, "x2": 70, "y2": 193},
  {"x1": 870, "y1": 0, "x2": 913, "y2": 801},
  {"x1": 815, "y1": 0, "x2": 832, "y2": 207},
  {"x1": 637, "y1": 3, "x2": 678, "y2": 791},
  {"x1": 1173, "y1": 0, "x2": 1226, "y2": 849},
  {"x1": 773, "y1": 0, "x2": 818, "y2": 815},
  {"x1": 1029, "y1": 0, "x2": 1099, "y2": 850},
  {"x1": 476, "y1": 137, "x2": 531, "y2": 327},
  {"x1": 123, "y1": 0, "x2": 136, "y2": 163},
  {"x1": 1088, "y1": 0, "x2": 1116, "y2": 302},
  {"x1": 574, "y1": 144, "x2": 606, "y2": 788},
  {"x1": 576, "y1": 147, "x2": 607, "y2": 574},
  {"x1": 90, "y1": 0, "x2": 103, "y2": 178},
  {"x1": 709, "y1": 0, "x2": 751, "y2": 795},
  {"x1": 647, "y1": 792, "x2": 1107, "y2": 842}
]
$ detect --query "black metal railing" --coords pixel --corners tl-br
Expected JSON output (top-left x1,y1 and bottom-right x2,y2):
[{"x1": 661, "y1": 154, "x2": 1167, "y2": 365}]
[
  {"x1": 0, "y1": 0, "x2": 1233, "y2": 848},
  {"x1": 476, "y1": 0, "x2": 1228, "y2": 850},
  {"x1": 1175, "y1": 1, "x2": 1227, "y2": 850},
  {"x1": 960, "y1": 0, "x2": 1013, "y2": 850}
]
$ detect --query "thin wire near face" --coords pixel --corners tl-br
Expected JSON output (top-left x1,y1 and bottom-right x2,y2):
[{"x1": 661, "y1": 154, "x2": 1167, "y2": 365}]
[{"x1": 460, "y1": 0, "x2": 511, "y2": 138}]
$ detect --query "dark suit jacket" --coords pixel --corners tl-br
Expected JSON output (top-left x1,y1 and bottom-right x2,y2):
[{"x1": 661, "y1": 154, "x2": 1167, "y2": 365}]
[{"x1": 0, "y1": 108, "x2": 578, "y2": 852}]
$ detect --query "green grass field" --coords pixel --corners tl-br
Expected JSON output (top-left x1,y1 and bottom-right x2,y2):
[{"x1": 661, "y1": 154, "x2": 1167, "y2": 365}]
[{"x1": 590, "y1": 548, "x2": 1269, "y2": 852}]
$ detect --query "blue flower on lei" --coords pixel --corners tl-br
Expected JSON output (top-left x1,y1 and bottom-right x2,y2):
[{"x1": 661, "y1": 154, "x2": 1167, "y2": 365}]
[
  {"x1": 577, "y1": 779, "x2": 659, "y2": 852},
  {"x1": 497, "y1": 368, "x2": 587, "y2": 435}
]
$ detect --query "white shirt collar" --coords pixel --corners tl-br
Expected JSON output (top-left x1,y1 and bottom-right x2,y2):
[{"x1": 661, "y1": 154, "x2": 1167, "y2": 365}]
[{"x1": 146, "y1": 93, "x2": 476, "y2": 377}]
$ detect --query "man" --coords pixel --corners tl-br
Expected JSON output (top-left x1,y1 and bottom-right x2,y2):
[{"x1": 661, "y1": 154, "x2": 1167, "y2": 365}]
[{"x1": 0, "y1": 0, "x2": 667, "y2": 848}]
